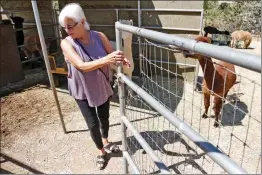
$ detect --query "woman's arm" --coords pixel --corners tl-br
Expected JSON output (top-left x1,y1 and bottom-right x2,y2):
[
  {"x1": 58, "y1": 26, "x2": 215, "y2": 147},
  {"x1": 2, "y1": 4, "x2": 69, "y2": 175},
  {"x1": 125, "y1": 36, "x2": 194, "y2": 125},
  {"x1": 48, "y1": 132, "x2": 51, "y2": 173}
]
[
  {"x1": 98, "y1": 32, "x2": 114, "y2": 54},
  {"x1": 98, "y1": 32, "x2": 131, "y2": 68},
  {"x1": 60, "y1": 39, "x2": 124, "y2": 72}
]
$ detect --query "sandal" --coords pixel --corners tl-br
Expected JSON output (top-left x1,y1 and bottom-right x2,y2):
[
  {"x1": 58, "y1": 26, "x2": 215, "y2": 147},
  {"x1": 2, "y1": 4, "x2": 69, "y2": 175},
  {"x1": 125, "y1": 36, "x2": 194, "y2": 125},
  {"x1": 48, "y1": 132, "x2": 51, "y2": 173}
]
[
  {"x1": 96, "y1": 153, "x2": 107, "y2": 170},
  {"x1": 103, "y1": 142, "x2": 120, "y2": 153}
]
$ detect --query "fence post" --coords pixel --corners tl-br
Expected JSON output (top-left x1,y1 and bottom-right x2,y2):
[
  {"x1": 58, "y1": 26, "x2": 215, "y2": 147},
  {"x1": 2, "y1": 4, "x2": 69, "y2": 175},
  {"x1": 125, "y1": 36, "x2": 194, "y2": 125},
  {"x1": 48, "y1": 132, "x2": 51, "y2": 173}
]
[
  {"x1": 115, "y1": 22, "x2": 128, "y2": 174},
  {"x1": 138, "y1": 0, "x2": 142, "y2": 79},
  {"x1": 31, "y1": 0, "x2": 66, "y2": 134}
]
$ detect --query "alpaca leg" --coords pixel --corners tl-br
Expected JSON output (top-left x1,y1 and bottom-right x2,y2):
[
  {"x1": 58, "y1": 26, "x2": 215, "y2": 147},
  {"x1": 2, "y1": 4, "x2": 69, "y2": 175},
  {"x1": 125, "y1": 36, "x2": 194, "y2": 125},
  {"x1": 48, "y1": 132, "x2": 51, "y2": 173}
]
[
  {"x1": 232, "y1": 39, "x2": 236, "y2": 48},
  {"x1": 21, "y1": 47, "x2": 35, "y2": 68},
  {"x1": 31, "y1": 52, "x2": 38, "y2": 68},
  {"x1": 244, "y1": 40, "x2": 248, "y2": 49},
  {"x1": 202, "y1": 91, "x2": 210, "y2": 119},
  {"x1": 230, "y1": 40, "x2": 234, "y2": 48},
  {"x1": 213, "y1": 96, "x2": 222, "y2": 127},
  {"x1": 21, "y1": 47, "x2": 31, "y2": 60},
  {"x1": 245, "y1": 39, "x2": 252, "y2": 49},
  {"x1": 247, "y1": 39, "x2": 252, "y2": 48},
  {"x1": 37, "y1": 47, "x2": 44, "y2": 60},
  {"x1": 231, "y1": 39, "x2": 235, "y2": 48}
]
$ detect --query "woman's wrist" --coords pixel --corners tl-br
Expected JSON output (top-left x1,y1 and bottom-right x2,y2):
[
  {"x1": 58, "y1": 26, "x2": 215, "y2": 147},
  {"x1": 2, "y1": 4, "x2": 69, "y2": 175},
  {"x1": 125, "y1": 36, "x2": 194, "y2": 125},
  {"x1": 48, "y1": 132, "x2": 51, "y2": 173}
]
[{"x1": 101, "y1": 55, "x2": 110, "y2": 65}]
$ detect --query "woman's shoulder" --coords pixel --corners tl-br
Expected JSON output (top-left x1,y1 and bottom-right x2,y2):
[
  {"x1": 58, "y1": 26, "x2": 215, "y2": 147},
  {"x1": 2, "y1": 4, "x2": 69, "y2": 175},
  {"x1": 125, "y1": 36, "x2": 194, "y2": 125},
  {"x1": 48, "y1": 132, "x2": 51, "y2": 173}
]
[
  {"x1": 60, "y1": 37, "x2": 76, "y2": 51},
  {"x1": 61, "y1": 36, "x2": 74, "y2": 46},
  {"x1": 92, "y1": 30, "x2": 107, "y2": 40},
  {"x1": 64, "y1": 35, "x2": 73, "y2": 42}
]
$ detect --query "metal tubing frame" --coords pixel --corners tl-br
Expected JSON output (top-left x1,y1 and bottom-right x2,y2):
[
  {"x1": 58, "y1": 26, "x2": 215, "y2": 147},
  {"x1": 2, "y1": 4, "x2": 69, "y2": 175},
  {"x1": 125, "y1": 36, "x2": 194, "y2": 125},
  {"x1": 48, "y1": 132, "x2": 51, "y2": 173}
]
[
  {"x1": 118, "y1": 72, "x2": 247, "y2": 174},
  {"x1": 132, "y1": 57, "x2": 197, "y2": 68},
  {"x1": 31, "y1": 0, "x2": 66, "y2": 134},
  {"x1": 1, "y1": 8, "x2": 203, "y2": 13},
  {"x1": 86, "y1": 24, "x2": 201, "y2": 32},
  {"x1": 138, "y1": 0, "x2": 142, "y2": 77},
  {"x1": 141, "y1": 26, "x2": 200, "y2": 32},
  {"x1": 115, "y1": 22, "x2": 261, "y2": 73},
  {"x1": 21, "y1": 56, "x2": 42, "y2": 64},
  {"x1": 121, "y1": 116, "x2": 170, "y2": 174},
  {"x1": 115, "y1": 25, "x2": 128, "y2": 174},
  {"x1": 122, "y1": 151, "x2": 140, "y2": 174},
  {"x1": 141, "y1": 8, "x2": 202, "y2": 12},
  {"x1": 50, "y1": 0, "x2": 61, "y2": 53}
]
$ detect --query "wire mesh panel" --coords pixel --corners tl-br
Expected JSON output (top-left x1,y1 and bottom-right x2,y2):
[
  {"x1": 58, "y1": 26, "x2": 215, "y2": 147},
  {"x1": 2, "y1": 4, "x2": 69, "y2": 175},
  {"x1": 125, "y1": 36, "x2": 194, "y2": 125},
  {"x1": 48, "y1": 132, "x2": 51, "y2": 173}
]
[{"x1": 123, "y1": 36, "x2": 261, "y2": 174}]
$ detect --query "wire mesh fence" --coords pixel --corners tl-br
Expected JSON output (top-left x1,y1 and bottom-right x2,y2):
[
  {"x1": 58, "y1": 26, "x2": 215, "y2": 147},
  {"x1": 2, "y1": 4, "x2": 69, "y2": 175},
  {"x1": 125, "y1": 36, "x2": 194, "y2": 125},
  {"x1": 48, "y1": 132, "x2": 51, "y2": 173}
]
[{"x1": 123, "y1": 36, "x2": 261, "y2": 174}]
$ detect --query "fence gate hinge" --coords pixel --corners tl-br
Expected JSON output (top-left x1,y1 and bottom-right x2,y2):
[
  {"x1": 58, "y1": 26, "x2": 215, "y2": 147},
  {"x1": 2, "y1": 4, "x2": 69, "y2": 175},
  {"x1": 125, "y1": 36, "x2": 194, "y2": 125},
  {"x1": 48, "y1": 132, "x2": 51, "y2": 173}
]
[{"x1": 113, "y1": 73, "x2": 124, "y2": 89}]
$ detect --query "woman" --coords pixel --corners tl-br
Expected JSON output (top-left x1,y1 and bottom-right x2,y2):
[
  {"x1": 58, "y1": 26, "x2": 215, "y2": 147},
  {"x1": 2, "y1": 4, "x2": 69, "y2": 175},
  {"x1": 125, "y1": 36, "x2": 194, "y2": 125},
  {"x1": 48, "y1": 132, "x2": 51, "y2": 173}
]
[{"x1": 58, "y1": 3, "x2": 130, "y2": 169}]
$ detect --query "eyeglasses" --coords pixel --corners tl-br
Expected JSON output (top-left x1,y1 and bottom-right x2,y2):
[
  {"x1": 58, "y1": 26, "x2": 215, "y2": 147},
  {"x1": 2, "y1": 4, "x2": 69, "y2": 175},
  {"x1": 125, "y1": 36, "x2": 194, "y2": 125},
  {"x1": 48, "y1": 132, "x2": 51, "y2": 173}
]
[{"x1": 62, "y1": 22, "x2": 78, "y2": 31}]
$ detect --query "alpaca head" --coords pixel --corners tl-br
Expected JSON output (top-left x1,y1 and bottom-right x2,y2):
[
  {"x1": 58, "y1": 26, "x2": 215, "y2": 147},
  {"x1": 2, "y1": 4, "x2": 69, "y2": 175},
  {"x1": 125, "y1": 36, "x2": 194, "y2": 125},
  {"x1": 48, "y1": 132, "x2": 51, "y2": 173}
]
[
  {"x1": 10, "y1": 16, "x2": 24, "y2": 29},
  {"x1": 183, "y1": 35, "x2": 211, "y2": 59},
  {"x1": 224, "y1": 30, "x2": 230, "y2": 35},
  {"x1": 195, "y1": 35, "x2": 212, "y2": 44},
  {"x1": 119, "y1": 19, "x2": 133, "y2": 40}
]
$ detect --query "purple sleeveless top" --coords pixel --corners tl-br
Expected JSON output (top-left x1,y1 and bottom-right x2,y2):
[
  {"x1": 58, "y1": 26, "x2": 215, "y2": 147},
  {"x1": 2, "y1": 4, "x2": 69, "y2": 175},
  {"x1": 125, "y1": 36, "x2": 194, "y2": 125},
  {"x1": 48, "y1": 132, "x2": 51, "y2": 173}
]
[{"x1": 65, "y1": 30, "x2": 113, "y2": 107}]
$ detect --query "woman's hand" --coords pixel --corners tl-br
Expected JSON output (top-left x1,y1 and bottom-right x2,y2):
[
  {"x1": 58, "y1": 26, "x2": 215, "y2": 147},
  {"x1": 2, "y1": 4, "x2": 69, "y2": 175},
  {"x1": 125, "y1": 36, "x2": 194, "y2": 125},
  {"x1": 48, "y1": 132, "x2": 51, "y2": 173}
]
[
  {"x1": 105, "y1": 50, "x2": 125, "y2": 65},
  {"x1": 123, "y1": 57, "x2": 131, "y2": 68},
  {"x1": 98, "y1": 32, "x2": 131, "y2": 68}
]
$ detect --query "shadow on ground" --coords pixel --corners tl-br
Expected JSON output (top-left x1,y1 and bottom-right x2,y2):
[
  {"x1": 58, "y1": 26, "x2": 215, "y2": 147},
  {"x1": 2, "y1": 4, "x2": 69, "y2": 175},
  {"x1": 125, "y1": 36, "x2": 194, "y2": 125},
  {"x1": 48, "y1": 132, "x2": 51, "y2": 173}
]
[{"x1": 0, "y1": 153, "x2": 44, "y2": 174}]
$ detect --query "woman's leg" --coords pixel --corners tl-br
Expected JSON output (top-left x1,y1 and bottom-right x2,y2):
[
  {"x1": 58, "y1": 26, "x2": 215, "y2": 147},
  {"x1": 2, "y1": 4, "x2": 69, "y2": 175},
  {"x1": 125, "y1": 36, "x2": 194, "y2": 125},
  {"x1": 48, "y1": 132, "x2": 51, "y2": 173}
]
[
  {"x1": 75, "y1": 99, "x2": 105, "y2": 153},
  {"x1": 96, "y1": 98, "x2": 110, "y2": 143},
  {"x1": 75, "y1": 99, "x2": 108, "y2": 169},
  {"x1": 97, "y1": 99, "x2": 120, "y2": 153}
]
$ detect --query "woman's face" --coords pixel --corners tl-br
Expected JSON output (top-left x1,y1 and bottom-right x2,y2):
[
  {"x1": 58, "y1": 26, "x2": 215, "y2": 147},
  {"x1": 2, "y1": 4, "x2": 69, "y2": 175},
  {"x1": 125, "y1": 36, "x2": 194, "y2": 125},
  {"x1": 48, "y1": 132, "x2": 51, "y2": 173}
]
[{"x1": 63, "y1": 17, "x2": 84, "y2": 38}]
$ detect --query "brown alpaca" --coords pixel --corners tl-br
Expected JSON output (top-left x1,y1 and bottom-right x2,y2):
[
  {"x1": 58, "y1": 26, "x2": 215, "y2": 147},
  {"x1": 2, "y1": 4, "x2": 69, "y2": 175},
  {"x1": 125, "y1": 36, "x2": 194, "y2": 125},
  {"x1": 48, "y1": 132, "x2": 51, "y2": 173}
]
[
  {"x1": 186, "y1": 36, "x2": 237, "y2": 127},
  {"x1": 230, "y1": 30, "x2": 252, "y2": 49},
  {"x1": 21, "y1": 34, "x2": 50, "y2": 60}
]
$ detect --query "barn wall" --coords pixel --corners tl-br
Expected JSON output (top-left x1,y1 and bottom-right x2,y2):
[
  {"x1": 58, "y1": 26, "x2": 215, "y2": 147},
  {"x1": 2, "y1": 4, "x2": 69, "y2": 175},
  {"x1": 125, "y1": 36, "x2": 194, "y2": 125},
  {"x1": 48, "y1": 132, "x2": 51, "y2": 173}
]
[
  {"x1": 58, "y1": 0, "x2": 203, "y2": 79},
  {"x1": 0, "y1": 24, "x2": 24, "y2": 87},
  {"x1": 1, "y1": 0, "x2": 204, "y2": 80}
]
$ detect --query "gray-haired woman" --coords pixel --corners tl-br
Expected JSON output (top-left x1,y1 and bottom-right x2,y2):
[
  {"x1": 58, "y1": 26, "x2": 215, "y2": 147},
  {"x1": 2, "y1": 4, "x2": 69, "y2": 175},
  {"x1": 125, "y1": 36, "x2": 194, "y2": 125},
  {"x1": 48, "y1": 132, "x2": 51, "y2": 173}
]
[{"x1": 58, "y1": 3, "x2": 130, "y2": 169}]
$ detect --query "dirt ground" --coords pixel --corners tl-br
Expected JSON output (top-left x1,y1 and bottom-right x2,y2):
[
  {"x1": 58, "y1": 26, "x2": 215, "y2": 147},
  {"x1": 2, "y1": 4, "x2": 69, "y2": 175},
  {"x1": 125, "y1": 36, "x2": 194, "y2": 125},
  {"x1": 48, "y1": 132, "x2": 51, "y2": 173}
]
[{"x1": 0, "y1": 39, "x2": 261, "y2": 174}]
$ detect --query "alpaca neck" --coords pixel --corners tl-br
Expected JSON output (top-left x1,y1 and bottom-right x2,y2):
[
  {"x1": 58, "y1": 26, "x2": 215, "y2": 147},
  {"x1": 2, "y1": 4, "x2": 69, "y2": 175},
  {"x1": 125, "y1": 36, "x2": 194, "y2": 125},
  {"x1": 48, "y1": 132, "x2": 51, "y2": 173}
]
[
  {"x1": 123, "y1": 36, "x2": 133, "y2": 59},
  {"x1": 198, "y1": 57, "x2": 216, "y2": 87}
]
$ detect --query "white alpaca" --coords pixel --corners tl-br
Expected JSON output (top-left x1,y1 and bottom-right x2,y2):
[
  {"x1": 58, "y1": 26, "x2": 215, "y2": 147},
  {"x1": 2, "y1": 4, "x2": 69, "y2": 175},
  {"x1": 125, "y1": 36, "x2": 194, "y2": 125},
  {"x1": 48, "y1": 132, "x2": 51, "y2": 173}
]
[{"x1": 109, "y1": 19, "x2": 134, "y2": 82}]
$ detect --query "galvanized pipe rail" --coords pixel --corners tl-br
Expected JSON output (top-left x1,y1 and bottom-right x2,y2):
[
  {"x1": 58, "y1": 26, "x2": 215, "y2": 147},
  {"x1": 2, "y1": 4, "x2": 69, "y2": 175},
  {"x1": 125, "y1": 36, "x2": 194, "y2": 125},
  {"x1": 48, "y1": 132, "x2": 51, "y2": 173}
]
[
  {"x1": 121, "y1": 116, "x2": 171, "y2": 174},
  {"x1": 122, "y1": 151, "x2": 140, "y2": 174},
  {"x1": 115, "y1": 21, "x2": 255, "y2": 174},
  {"x1": 115, "y1": 22, "x2": 261, "y2": 73}
]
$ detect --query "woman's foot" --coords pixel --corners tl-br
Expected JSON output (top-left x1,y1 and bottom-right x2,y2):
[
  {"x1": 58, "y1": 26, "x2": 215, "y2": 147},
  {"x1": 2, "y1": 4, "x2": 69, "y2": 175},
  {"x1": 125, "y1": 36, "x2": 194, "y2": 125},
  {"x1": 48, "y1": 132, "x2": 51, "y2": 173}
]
[
  {"x1": 96, "y1": 148, "x2": 107, "y2": 170},
  {"x1": 102, "y1": 138, "x2": 120, "y2": 153},
  {"x1": 96, "y1": 153, "x2": 107, "y2": 170},
  {"x1": 103, "y1": 142, "x2": 120, "y2": 153}
]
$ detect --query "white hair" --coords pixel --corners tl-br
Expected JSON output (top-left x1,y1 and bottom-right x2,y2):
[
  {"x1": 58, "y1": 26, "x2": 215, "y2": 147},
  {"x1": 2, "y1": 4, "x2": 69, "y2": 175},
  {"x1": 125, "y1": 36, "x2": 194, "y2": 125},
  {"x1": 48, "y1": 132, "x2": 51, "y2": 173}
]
[{"x1": 58, "y1": 3, "x2": 90, "y2": 30}]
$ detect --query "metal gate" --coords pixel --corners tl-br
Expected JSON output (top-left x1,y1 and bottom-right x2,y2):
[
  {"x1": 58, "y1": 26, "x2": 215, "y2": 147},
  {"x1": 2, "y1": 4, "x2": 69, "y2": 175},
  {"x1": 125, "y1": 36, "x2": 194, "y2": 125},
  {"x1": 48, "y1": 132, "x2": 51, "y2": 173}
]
[{"x1": 115, "y1": 22, "x2": 261, "y2": 174}]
